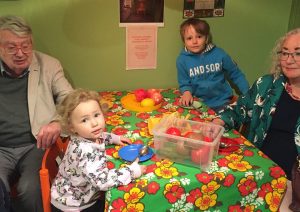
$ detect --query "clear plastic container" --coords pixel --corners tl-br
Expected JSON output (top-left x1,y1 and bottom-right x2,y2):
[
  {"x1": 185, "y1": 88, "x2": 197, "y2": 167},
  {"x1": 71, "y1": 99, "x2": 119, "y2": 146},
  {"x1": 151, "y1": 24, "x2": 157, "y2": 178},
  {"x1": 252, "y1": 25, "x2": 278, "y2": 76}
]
[{"x1": 152, "y1": 116, "x2": 224, "y2": 171}]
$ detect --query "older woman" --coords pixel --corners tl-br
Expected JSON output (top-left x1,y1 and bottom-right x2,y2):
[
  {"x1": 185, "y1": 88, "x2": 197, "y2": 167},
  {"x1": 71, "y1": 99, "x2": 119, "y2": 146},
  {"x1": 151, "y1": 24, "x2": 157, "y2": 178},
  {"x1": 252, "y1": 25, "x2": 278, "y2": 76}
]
[{"x1": 213, "y1": 28, "x2": 300, "y2": 211}]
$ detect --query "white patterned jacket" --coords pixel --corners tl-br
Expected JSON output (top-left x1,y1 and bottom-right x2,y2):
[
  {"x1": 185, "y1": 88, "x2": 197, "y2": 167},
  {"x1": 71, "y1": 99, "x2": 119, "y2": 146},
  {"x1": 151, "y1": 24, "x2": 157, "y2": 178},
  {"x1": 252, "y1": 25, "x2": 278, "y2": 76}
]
[{"x1": 51, "y1": 133, "x2": 141, "y2": 211}]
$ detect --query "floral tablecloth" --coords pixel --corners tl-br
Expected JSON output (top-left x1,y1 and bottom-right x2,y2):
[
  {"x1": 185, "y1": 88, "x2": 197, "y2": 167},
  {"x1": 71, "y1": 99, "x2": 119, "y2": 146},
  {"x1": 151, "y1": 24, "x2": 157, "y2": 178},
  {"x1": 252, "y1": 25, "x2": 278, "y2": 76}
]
[{"x1": 100, "y1": 88, "x2": 287, "y2": 212}]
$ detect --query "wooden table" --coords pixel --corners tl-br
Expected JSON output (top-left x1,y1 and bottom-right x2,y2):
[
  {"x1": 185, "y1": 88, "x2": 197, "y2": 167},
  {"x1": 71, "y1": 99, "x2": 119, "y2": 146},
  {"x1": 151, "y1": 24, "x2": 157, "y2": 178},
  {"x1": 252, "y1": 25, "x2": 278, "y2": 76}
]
[{"x1": 100, "y1": 88, "x2": 287, "y2": 212}]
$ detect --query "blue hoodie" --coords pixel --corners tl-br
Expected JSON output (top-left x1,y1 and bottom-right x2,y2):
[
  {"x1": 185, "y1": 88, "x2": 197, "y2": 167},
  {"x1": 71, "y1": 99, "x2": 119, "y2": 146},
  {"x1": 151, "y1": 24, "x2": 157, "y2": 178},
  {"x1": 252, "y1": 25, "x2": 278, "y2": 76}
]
[{"x1": 176, "y1": 45, "x2": 249, "y2": 109}]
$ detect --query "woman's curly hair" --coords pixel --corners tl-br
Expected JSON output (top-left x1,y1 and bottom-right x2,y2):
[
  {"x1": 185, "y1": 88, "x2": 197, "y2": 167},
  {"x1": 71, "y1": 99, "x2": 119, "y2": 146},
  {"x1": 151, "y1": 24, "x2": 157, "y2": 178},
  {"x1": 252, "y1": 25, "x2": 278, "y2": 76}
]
[{"x1": 269, "y1": 28, "x2": 300, "y2": 78}]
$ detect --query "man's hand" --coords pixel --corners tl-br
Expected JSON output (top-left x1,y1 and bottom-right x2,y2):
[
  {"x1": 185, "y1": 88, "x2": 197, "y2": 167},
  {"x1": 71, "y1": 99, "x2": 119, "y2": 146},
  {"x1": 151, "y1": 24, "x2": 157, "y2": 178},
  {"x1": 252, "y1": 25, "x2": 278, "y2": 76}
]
[
  {"x1": 180, "y1": 91, "x2": 193, "y2": 106},
  {"x1": 36, "y1": 121, "x2": 61, "y2": 149}
]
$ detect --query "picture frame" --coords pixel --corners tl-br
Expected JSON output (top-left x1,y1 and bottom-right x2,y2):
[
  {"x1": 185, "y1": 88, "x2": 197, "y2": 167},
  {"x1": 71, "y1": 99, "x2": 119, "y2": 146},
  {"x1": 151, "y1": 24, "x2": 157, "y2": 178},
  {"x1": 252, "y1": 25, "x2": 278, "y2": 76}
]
[
  {"x1": 119, "y1": 0, "x2": 164, "y2": 27},
  {"x1": 183, "y1": 0, "x2": 225, "y2": 18}
]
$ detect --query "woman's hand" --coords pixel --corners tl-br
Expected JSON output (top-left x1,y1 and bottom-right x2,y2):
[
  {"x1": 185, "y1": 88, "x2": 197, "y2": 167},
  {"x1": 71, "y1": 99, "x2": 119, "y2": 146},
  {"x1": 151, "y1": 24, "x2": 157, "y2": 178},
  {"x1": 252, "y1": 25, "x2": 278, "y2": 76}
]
[
  {"x1": 212, "y1": 118, "x2": 225, "y2": 126},
  {"x1": 180, "y1": 91, "x2": 193, "y2": 106}
]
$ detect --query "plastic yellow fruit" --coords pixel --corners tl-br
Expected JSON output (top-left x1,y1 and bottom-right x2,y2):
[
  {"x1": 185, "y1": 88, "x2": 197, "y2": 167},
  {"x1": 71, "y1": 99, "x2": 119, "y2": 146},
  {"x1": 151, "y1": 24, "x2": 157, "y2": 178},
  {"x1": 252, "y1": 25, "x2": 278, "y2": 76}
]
[
  {"x1": 141, "y1": 98, "x2": 155, "y2": 107},
  {"x1": 148, "y1": 117, "x2": 162, "y2": 135}
]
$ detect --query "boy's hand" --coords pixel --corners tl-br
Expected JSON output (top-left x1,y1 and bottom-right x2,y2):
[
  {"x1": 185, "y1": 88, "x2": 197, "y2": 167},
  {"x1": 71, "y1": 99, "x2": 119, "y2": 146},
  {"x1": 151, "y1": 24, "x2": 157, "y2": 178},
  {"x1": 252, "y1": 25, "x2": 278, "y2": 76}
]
[{"x1": 180, "y1": 91, "x2": 193, "y2": 106}]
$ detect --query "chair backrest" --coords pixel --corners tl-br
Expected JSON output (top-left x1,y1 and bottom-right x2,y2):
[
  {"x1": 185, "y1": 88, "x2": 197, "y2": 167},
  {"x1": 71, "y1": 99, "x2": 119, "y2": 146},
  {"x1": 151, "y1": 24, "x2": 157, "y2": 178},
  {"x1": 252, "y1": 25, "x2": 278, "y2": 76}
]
[
  {"x1": 39, "y1": 137, "x2": 69, "y2": 212},
  {"x1": 229, "y1": 95, "x2": 238, "y2": 104}
]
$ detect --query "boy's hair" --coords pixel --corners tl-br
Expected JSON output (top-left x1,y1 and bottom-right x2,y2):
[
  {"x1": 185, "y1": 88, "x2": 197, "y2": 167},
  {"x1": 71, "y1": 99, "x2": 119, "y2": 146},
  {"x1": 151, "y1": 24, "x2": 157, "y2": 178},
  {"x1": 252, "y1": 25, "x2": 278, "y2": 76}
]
[
  {"x1": 0, "y1": 15, "x2": 32, "y2": 37},
  {"x1": 180, "y1": 18, "x2": 212, "y2": 44},
  {"x1": 269, "y1": 28, "x2": 300, "y2": 78},
  {"x1": 57, "y1": 88, "x2": 102, "y2": 134}
]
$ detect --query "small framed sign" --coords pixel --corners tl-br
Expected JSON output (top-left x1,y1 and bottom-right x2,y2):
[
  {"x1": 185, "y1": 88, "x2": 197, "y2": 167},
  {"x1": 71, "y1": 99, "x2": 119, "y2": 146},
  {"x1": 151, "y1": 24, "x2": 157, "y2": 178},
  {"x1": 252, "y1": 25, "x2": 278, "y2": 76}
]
[
  {"x1": 119, "y1": 0, "x2": 164, "y2": 27},
  {"x1": 183, "y1": 0, "x2": 225, "y2": 18}
]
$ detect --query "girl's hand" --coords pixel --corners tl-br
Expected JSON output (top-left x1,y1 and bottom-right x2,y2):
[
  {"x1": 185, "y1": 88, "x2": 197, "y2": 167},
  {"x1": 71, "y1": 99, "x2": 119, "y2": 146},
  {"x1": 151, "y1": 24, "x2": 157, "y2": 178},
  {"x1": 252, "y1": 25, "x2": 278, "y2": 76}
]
[
  {"x1": 180, "y1": 91, "x2": 193, "y2": 106},
  {"x1": 129, "y1": 161, "x2": 146, "y2": 178},
  {"x1": 139, "y1": 165, "x2": 147, "y2": 175},
  {"x1": 118, "y1": 136, "x2": 132, "y2": 145}
]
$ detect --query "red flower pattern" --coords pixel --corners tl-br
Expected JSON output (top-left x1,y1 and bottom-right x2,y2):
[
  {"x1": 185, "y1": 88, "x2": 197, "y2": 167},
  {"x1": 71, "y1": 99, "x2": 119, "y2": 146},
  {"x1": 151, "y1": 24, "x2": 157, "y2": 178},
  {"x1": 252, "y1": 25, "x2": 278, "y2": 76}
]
[
  {"x1": 136, "y1": 121, "x2": 148, "y2": 128},
  {"x1": 223, "y1": 174, "x2": 235, "y2": 187},
  {"x1": 106, "y1": 111, "x2": 115, "y2": 117},
  {"x1": 105, "y1": 147, "x2": 117, "y2": 156},
  {"x1": 243, "y1": 149, "x2": 254, "y2": 156},
  {"x1": 147, "y1": 182, "x2": 160, "y2": 194},
  {"x1": 146, "y1": 164, "x2": 157, "y2": 173},
  {"x1": 111, "y1": 198, "x2": 126, "y2": 212},
  {"x1": 112, "y1": 127, "x2": 128, "y2": 135},
  {"x1": 107, "y1": 161, "x2": 115, "y2": 169},
  {"x1": 258, "y1": 183, "x2": 273, "y2": 198},
  {"x1": 228, "y1": 205, "x2": 244, "y2": 212},
  {"x1": 217, "y1": 158, "x2": 230, "y2": 167},
  {"x1": 238, "y1": 179, "x2": 257, "y2": 196},
  {"x1": 186, "y1": 188, "x2": 202, "y2": 204},
  {"x1": 122, "y1": 111, "x2": 132, "y2": 117},
  {"x1": 118, "y1": 183, "x2": 135, "y2": 192},
  {"x1": 196, "y1": 173, "x2": 214, "y2": 184},
  {"x1": 270, "y1": 166, "x2": 285, "y2": 178},
  {"x1": 165, "y1": 185, "x2": 185, "y2": 204},
  {"x1": 137, "y1": 113, "x2": 150, "y2": 120}
]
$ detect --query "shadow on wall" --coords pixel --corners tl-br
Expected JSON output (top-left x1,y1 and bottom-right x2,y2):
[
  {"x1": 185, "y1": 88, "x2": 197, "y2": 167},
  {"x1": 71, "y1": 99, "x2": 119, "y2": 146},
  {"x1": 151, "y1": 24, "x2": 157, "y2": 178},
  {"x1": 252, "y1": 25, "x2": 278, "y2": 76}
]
[{"x1": 62, "y1": 0, "x2": 123, "y2": 48}]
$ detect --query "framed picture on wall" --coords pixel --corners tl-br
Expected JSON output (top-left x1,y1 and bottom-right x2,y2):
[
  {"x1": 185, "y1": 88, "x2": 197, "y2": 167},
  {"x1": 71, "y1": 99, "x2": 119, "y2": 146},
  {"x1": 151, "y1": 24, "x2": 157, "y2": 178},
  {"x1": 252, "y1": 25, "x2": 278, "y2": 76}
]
[
  {"x1": 183, "y1": 0, "x2": 225, "y2": 18},
  {"x1": 119, "y1": 0, "x2": 164, "y2": 27}
]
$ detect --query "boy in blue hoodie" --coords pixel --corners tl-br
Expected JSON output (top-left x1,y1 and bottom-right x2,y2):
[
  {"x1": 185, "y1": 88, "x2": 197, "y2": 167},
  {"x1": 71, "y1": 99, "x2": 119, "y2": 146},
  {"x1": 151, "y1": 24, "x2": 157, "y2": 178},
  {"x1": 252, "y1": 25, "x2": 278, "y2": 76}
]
[{"x1": 176, "y1": 18, "x2": 249, "y2": 111}]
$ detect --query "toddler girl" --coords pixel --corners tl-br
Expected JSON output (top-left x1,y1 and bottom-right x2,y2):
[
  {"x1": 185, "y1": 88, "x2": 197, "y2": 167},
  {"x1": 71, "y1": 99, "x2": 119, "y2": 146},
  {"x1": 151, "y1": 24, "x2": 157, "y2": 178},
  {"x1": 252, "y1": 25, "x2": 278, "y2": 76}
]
[{"x1": 51, "y1": 89, "x2": 145, "y2": 212}]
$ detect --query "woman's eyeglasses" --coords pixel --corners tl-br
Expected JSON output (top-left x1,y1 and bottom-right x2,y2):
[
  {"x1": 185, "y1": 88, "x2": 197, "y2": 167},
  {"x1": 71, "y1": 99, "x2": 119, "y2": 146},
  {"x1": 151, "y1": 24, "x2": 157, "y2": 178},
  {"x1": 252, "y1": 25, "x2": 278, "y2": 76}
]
[{"x1": 277, "y1": 51, "x2": 300, "y2": 62}]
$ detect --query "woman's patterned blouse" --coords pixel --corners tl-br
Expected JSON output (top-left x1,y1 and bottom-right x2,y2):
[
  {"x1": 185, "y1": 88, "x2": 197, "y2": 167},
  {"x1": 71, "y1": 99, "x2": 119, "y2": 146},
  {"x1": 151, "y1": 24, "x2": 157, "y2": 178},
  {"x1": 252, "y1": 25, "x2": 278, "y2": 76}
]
[{"x1": 218, "y1": 74, "x2": 300, "y2": 153}]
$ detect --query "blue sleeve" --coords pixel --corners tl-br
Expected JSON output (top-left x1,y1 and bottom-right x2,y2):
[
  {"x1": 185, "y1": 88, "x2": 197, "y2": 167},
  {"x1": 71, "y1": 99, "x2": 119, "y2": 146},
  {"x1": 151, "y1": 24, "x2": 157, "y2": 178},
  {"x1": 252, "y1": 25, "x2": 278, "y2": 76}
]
[
  {"x1": 176, "y1": 57, "x2": 192, "y2": 94},
  {"x1": 222, "y1": 53, "x2": 249, "y2": 94}
]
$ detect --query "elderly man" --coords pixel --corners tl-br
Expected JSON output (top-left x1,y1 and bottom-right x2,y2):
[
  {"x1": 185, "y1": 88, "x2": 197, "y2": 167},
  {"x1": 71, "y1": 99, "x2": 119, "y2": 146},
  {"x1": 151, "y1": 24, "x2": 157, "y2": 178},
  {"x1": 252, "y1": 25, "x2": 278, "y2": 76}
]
[{"x1": 0, "y1": 15, "x2": 73, "y2": 211}]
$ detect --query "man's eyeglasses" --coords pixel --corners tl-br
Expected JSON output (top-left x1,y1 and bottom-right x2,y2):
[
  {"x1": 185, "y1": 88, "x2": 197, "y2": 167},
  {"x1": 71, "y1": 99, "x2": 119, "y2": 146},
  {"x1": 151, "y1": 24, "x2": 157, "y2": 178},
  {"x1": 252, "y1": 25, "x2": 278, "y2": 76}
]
[
  {"x1": 2, "y1": 43, "x2": 32, "y2": 55},
  {"x1": 277, "y1": 51, "x2": 300, "y2": 62}
]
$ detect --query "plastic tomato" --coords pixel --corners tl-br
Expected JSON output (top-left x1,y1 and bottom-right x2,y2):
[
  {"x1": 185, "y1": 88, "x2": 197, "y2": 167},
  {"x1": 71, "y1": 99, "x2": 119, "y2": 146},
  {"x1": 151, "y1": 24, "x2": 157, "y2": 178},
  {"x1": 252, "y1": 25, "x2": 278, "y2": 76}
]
[
  {"x1": 203, "y1": 136, "x2": 213, "y2": 142},
  {"x1": 150, "y1": 92, "x2": 163, "y2": 105},
  {"x1": 134, "y1": 88, "x2": 148, "y2": 102},
  {"x1": 166, "y1": 127, "x2": 181, "y2": 136},
  {"x1": 191, "y1": 146, "x2": 210, "y2": 164},
  {"x1": 147, "y1": 88, "x2": 159, "y2": 97}
]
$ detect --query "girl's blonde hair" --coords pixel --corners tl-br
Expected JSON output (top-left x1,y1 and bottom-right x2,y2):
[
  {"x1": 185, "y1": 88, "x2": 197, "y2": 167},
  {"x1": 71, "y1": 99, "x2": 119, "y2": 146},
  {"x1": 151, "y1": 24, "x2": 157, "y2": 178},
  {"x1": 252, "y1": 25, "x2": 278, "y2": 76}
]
[
  {"x1": 270, "y1": 28, "x2": 300, "y2": 78},
  {"x1": 57, "y1": 88, "x2": 102, "y2": 134}
]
